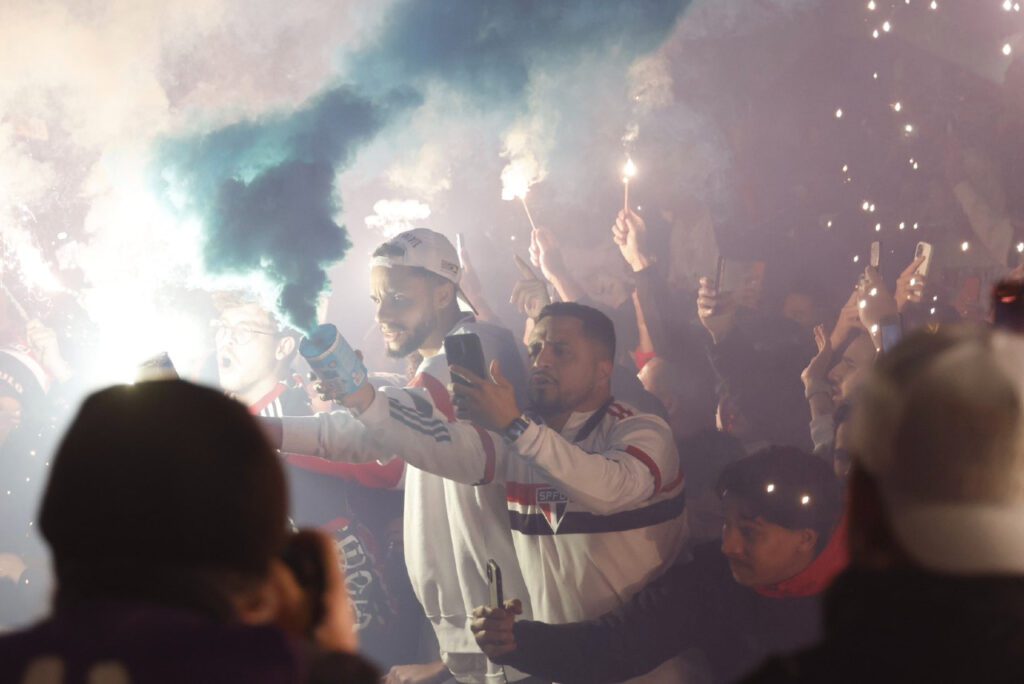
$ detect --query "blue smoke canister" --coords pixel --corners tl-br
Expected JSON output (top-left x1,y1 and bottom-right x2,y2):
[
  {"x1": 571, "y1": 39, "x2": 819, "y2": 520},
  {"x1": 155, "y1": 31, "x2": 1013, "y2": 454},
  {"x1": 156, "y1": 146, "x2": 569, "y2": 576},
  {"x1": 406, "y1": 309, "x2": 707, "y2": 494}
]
[{"x1": 299, "y1": 324, "x2": 368, "y2": 398}]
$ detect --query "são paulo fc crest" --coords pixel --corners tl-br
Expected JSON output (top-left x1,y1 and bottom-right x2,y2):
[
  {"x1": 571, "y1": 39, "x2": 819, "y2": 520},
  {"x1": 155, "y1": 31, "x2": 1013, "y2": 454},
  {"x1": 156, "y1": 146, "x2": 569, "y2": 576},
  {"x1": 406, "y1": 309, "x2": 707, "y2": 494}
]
[{"x1": 537, "y1": 486, "x2": 569, "y2": 533}]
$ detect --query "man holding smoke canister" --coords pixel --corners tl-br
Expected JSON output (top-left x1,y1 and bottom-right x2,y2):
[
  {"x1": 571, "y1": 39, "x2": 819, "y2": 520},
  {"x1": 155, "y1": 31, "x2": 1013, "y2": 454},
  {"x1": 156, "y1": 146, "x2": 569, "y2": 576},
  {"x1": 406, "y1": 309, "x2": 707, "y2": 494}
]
[{"x1": 266, "y1": 228, "x2": 537, "y2": 684}]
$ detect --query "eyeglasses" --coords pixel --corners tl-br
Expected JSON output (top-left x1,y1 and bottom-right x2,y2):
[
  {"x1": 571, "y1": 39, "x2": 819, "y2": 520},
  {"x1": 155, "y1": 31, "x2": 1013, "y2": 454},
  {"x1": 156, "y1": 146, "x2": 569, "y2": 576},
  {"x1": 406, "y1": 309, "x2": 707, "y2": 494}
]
[{"x1": 210, "y1": 320, "x2": 279, "y2": 346}]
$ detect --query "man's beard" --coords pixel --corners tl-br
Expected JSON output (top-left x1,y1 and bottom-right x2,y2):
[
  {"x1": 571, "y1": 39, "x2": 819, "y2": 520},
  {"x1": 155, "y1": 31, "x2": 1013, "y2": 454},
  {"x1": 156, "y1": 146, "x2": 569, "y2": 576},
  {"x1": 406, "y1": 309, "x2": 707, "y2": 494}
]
[
  {"x1": 385, "y1": 315, "x2": 435, "y2": 359},
  {"x1": 527, "y1": 384, "x2": 578, "y2": 418}
]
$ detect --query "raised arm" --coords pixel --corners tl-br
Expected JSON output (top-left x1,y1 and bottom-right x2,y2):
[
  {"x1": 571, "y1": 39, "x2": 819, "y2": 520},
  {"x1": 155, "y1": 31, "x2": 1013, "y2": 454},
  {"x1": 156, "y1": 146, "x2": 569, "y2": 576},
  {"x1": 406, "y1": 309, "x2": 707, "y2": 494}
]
[{"x1": 512, "y1": 412, "x2": 679, "y2": 514}]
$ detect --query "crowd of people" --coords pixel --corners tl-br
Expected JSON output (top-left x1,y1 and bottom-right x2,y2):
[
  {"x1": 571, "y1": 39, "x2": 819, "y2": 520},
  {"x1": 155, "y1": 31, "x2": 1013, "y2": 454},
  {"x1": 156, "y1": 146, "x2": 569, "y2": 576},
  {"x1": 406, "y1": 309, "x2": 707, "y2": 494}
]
[{"x1": 3, "y1": 199, "x2": 1024, "y2": 683}]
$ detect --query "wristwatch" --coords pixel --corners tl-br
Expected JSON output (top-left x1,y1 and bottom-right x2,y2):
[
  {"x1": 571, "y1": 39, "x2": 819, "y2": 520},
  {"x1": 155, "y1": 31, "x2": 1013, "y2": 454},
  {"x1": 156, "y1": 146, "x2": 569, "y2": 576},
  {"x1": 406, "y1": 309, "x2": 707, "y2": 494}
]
[{"x1": 502, "y1": 415, "x2": 533, "y2": 443}]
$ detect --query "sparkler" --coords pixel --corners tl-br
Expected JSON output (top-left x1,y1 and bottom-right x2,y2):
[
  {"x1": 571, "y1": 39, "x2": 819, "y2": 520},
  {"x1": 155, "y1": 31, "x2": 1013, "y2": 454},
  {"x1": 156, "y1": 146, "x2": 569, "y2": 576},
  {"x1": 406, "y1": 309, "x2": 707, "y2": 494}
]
[
  {"x1": 0, "y1": 281, "x2": 29, "y2": 322},
  {"x1": 622, "y1": 157, "x2": 637, "y2": 213},
  {"x1": 501, "y1": 159, "x2": 542, "y2": 232}
]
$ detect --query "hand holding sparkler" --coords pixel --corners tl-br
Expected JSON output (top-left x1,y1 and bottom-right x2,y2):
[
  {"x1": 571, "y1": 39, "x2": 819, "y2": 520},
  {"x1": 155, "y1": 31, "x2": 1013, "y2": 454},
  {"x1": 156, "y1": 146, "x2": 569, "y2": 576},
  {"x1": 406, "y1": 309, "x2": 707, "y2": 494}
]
[
  {"x1": 612, "y1": 208, "x2": 653, "y2": 272},
  {"x1": 622, "y1": 157, "x2": 637, "y2": 212}
]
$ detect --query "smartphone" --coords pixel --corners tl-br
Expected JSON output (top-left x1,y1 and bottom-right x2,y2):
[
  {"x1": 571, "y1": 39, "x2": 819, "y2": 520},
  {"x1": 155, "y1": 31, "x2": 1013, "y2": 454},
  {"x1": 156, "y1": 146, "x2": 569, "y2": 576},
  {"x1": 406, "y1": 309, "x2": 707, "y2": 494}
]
[
  {"x1": 870, "y1": 241, "x2": 881, "y2": 270},
  {"x1": 914, "y1": 242, "x2": 933, "y2": 278},
  {"x1": 444, "y1": 333, "x2": 487, "y2": 385},
  {"x1": 993, "y1": 279, "x2": 1024, "y2": 333},
  {"x1": 713, "y1": 255, "x2": 726, "y2": 292},
  {"x1": 716, "y1": 258, "x2": 765, "y2": 295},
  {"x1": 487, "y1": 559, "x2": 504, "y2": 608}
]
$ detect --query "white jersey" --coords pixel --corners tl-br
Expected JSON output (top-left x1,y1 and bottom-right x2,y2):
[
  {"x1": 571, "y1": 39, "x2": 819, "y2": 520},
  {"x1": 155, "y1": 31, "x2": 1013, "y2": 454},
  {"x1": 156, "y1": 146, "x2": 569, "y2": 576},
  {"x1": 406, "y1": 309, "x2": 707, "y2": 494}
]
[
  {"x1": 283, "y1": 378, "x2": 688, "y2": 683},
  {"x1": 281, "y1": 317, "x2": 533, "y2": 684}
]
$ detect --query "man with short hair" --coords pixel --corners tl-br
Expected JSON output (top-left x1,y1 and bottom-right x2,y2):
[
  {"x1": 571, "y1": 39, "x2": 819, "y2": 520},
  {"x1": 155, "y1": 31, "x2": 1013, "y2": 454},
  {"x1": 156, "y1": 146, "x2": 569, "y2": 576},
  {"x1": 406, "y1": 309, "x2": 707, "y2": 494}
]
[
  {"x1": 213, "y1": 293, "x2": 306, "y2": 413},
  {"x1": 212, "y1": 293, "x2": 407, "y2": 668},
  {"x1": 746, "y1": 326, "x2": 1024, "y2": 682},
  {"x1": 273, "y1": 299, "x2": 688, "y2": 683},
  {"x1": 470, "y1": 448, "x2": 846, "y2": 684},
  {"x1": 0, "y1": 380, "x2": 375, "y2": 683},
  {"x1": 269, "y1": 228, "x2": 535, "y2": 684}
]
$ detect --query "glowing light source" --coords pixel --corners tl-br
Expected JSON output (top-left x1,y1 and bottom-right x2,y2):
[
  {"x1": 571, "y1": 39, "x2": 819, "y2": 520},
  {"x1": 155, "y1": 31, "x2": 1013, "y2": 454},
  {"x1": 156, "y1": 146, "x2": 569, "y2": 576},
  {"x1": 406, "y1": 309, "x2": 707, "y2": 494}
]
[
  {"x1": 835, "y1": 108, "x2": 844, "y2": 119},
  {"x1": 801, "y1": 495, "x2": 811, "y2": 505},
  {"x1": 930, "y1": 0, "x2": 937, "y2": 8},
  {"x1": 899, "y1": 222, "x2": 906, "y2": 230},
  {"x1": 1004, "y1": 43, "x2": 1013, "y2": 56},
  {"x1": 882, "y1": 21, "x2": 891, "y2": 32},
  {"x1": 893, "y1": 101, "x2": 902, "y2": 112},
  {"x1": 1017, "y1": 242, "x2": 1024, "y2": 253},
  {"x1": 904, "y1": 124, "x2": 914, "y2": 133},
  {"x1": 961, "y1": 241, "x2": 970, "y2": 252},
  {"x1": 1005, "y1": 0, "x2": 1013, "y2": 10},
  {"x1": 867, "y1": 0, "x2": 876, "y2": 8},
  {"x1": 853, "y1": 255, "x2": 860, "y2": 263},
  {"x1": 875, "y1": 223, "x2": 881, "y2": 232},
  {"x1": 622, "y1": 157, "x2": 637, "y2": 212},
  {"x1": 766, "y1": 483, "x2": 776, "y2": 493},
  {"x1": 872, "y1": 29, "x2": 880, "y2": 39}
]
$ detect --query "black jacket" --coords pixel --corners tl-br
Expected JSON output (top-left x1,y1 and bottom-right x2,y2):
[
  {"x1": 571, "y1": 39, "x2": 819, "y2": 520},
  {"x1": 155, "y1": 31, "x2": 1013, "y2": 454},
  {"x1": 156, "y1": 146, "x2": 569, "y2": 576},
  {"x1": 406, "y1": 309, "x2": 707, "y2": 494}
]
[
  {"x1": 743, "y1": 568, "x2": 1024, "y2": 684},
  {"x1": 504, "y1": 543, "x2": 823, "y2": 683}
]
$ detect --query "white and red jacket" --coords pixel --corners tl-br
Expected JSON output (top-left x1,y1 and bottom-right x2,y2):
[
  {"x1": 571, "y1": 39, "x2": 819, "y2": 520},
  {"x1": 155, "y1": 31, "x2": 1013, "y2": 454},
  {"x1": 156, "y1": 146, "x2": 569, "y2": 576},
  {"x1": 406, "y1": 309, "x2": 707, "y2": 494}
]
[{"x1": 282, "y1": 379, "x2": 688, "y2": 683}]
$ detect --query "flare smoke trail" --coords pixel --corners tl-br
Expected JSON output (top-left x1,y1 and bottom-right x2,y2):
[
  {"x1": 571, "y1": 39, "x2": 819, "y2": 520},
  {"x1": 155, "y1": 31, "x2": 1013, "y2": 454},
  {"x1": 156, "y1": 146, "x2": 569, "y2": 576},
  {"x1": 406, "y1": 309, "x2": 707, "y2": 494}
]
[{"x1": 156, "y1": 0, "x2": 690, "y2": 333}]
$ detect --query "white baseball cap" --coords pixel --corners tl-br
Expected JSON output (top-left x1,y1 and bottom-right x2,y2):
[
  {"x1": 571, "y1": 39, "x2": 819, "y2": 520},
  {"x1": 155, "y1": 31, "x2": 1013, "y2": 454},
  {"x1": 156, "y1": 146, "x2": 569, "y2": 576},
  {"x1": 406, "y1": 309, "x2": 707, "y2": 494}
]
[{"x1": 370, "y1": 228, "x2": 478, "y2": 315}]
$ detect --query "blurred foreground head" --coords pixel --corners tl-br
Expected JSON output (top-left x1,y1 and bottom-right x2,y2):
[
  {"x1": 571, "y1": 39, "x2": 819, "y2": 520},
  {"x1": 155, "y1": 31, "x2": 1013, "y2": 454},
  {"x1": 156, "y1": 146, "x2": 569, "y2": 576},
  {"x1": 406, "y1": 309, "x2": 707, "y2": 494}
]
[
  {"x1": 40, "y1": 380, "x2": 288, "y2": 608},
  {"x1": 850, "y1": 325, "x2": 1024, "y2": 574}
]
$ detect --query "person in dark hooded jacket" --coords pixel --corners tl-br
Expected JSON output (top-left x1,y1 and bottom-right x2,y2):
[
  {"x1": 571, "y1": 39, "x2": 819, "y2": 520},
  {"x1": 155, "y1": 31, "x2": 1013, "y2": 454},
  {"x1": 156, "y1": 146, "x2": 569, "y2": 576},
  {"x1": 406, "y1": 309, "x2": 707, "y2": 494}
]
[{"x1": 471, "y1": 447, "x2": 846, "y2": 683}]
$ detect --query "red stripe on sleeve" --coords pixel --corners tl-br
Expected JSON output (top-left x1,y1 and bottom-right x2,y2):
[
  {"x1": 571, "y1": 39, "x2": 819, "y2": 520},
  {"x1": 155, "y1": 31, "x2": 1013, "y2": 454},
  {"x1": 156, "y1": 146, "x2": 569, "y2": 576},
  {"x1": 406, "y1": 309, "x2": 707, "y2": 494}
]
[
  {"x1": 410, "y1": 372, "x2": 456, "y2": 422},
  {"x1": 285, "y1": 454, "x2": 405, "y2": 489},
  {"x1": 625, "y1": 445, "x2": 662, "y2": 494}
]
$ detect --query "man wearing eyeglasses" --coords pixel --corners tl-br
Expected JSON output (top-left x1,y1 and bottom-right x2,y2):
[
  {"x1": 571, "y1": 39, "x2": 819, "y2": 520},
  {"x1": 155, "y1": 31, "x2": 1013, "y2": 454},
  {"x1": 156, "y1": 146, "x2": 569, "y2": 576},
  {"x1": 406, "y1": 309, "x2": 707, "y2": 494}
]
[
  {"x1": 211, "y1": 293, "x2": 307, "y2": 416},
  {"x1": 211, "y1": 292, "x2": 410, "y2": 668}
]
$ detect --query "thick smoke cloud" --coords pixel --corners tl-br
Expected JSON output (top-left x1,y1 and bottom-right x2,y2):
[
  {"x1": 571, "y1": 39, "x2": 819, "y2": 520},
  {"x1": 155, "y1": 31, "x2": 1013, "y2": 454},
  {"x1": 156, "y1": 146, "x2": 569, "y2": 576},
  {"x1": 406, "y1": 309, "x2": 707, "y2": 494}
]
[
  {"x1": 158, "y1": 86, "x2": 419, "y2": 332},
  {"x1": 157, "y1": 0, "x2": 690, "y2": 333}
]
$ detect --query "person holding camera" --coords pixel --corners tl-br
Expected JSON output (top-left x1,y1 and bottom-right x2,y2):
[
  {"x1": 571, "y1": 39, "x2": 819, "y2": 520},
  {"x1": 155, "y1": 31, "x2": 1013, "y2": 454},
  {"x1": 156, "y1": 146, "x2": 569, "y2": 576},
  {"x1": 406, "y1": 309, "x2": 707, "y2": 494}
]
[{"x1": 0, "y1": 380, "x2": 375, "y2": 683}]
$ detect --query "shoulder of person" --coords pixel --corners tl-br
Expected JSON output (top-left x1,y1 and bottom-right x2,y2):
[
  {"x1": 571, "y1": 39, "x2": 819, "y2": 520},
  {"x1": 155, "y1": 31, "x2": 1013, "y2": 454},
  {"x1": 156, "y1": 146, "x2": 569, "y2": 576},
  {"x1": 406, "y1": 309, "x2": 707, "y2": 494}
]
[
  {"x1": 605, "y1": 401, "x2": 673, "y2": 437},
  {"x1": 453, "y1": 318, "x2": 520, "y2": 352}
]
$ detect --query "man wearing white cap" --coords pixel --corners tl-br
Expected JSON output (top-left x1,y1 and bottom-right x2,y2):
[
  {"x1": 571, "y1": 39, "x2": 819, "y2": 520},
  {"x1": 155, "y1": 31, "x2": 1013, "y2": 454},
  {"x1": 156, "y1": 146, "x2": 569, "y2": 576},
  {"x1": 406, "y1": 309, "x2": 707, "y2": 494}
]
[
  {"x1": 745, "y1": 325, "x2": 1024, "y2": 682},
  {"x1": 271, "y1": 229, "x2": 534, "y2": 684}
]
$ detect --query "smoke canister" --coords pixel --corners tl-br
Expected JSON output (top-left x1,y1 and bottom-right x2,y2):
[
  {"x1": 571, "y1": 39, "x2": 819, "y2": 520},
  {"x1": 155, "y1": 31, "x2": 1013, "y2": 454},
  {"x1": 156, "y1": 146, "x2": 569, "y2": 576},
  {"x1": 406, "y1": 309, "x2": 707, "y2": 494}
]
[{"x1": 299, "y1": 324, "x2": 367, "y2": 398}]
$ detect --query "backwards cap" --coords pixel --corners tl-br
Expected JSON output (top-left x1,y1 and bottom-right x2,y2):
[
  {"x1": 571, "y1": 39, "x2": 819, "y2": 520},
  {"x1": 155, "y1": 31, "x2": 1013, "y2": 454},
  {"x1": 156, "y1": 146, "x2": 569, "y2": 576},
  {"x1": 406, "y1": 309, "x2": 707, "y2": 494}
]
[{"x1": 371, "y1": 228, "x2": 477, "y2": 315}]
